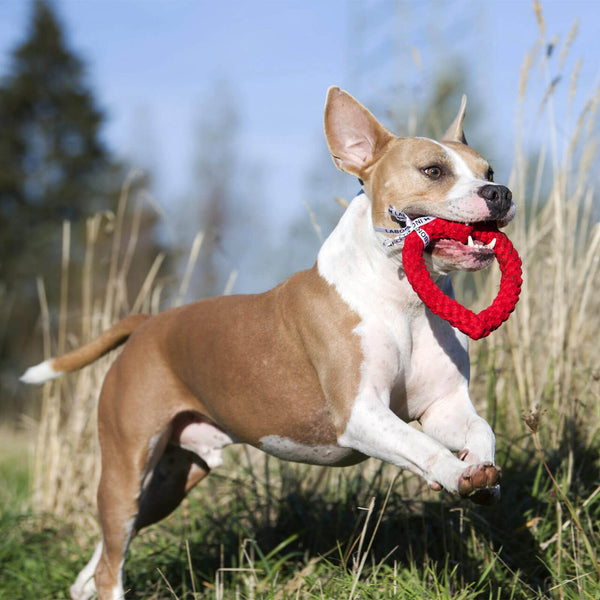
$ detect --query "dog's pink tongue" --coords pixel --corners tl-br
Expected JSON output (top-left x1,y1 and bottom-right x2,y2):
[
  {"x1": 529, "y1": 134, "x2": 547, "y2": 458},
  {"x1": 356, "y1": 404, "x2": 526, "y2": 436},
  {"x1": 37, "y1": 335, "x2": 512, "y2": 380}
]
[{"x1": 430, "y1": 237, "x2": 495, "y2": 272}]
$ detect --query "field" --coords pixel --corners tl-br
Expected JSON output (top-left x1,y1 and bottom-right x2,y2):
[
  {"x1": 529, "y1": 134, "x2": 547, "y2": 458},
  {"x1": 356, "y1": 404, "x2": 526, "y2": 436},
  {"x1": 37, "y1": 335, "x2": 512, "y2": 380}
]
[
  {"x1": 2, "y1": 16, "x2": 600, "y2": 600},
  {"x1": 2, "y1": 419, "x2": 599, "y2": 599}
]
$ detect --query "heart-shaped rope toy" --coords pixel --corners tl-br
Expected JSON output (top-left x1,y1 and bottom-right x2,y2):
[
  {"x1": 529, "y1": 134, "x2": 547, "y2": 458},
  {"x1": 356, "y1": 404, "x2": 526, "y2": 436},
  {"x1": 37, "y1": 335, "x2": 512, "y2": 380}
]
[{"x1": 375, "y1": 208, "x2": 522, "y2": 340}]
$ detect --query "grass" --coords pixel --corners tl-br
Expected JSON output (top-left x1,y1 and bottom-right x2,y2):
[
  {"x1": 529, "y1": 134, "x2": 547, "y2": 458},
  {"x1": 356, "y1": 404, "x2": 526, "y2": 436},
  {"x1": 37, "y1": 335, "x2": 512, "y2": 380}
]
[
  {"x1": 2, "y1": 443, "x2": 599, "y2": 599},
  {"x1": 2, "y1": 4, "x2": 600, "y2": 599}
]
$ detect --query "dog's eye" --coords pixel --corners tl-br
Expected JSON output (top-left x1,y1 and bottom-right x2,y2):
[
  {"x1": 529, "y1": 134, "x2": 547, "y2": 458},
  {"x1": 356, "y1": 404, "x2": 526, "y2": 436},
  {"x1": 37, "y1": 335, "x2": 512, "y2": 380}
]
[
  {"x1": 487, "y1": 167, "x2": 494, "y2": 182},
  {"x1": 422, "y1": 166, "x2": 443, "y2": 180}
]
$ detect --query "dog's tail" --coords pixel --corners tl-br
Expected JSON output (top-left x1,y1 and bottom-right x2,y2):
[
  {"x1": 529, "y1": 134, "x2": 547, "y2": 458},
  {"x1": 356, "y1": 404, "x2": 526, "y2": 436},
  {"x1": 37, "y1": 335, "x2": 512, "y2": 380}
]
[{"x1": 20, "y1": 314, "x2": 151, "y2": 385}]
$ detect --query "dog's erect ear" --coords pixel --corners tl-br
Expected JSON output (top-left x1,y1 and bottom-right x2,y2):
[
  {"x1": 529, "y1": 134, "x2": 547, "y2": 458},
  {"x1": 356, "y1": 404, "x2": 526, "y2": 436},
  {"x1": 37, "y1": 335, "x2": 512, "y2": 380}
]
[
  {"x1": 441, "y1": 94, "x2": 468, "y2": 145},
  {"x1": 324, "y1": 86, "x2": 393, "y2": 177}
]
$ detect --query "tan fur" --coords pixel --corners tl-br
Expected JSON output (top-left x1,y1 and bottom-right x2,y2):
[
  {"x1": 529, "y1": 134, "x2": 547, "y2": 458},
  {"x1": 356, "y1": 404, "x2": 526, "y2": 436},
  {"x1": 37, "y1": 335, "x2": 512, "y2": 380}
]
[
  {"x1": 51, "y1": 314, "x2": 151, "y2": 374},
  {"x1": 101, "y1": 266, "x2": 362, "y2": 453}
]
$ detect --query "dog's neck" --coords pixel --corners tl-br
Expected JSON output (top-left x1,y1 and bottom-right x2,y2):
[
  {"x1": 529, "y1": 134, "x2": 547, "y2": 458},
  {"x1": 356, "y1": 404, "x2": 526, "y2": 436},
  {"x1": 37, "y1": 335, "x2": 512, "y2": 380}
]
[{"x1": 317, "y1": 193, "x2": 430, "y2": 317}]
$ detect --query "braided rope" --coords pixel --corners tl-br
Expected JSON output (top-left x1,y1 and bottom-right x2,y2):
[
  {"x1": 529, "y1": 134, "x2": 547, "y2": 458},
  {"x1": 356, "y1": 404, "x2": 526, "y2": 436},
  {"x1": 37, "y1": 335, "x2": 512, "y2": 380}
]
[{"x1": 400, "y1": 219, "x2": 522, "y2": 340}]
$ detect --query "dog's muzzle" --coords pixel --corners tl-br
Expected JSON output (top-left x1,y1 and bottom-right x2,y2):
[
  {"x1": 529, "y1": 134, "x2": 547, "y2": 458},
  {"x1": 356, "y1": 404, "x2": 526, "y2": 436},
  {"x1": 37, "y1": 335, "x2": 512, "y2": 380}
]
[{"x1": 478, "y1": 184, "x2": 513, "y2": 220}]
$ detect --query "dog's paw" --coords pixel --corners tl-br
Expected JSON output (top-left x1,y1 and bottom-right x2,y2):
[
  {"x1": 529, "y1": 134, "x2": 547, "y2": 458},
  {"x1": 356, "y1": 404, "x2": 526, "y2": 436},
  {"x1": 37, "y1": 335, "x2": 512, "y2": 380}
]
[{"x1": 457, "y1": 463, "x2": 502, "y2": 504}]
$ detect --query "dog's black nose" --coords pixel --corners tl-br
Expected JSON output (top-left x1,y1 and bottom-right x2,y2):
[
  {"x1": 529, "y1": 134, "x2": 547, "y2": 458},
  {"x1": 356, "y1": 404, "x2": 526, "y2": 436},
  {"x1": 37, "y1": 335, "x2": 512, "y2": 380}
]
[{"x1": 479, "y1": 184, "x2": 512, "y2": 218}]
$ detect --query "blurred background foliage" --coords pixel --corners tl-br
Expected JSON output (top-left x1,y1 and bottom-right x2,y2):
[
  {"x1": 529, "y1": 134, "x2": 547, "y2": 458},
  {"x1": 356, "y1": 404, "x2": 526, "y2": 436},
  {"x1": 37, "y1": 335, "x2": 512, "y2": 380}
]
[{"x1": 0, "y1": 0, "x2": 167, "y2": 417}]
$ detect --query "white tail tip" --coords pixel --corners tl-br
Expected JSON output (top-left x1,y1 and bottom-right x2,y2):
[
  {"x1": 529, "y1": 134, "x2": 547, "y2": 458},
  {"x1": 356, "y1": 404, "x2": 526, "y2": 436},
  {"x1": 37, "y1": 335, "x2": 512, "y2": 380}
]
[{"x1": 20, "y1": 360, "x2": 62, "y2": 385}]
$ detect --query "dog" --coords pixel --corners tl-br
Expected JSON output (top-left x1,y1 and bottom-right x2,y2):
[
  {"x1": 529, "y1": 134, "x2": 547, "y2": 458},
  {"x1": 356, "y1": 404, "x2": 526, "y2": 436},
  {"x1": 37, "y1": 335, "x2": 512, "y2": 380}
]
[{"x1": 22, "y1": 87, "x2": 515, "y2": 600}]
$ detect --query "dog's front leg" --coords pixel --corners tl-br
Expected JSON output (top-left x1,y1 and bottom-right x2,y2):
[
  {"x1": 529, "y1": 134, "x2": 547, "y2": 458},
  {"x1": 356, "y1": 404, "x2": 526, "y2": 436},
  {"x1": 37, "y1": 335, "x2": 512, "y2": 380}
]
[
  {"x1": 419, "y1": 392, "x2": 501, "y2": 504},
  {"x1": 338, "y1": 389, "x2": 467, "y2": 493},
  {"x1": 419, "y1": 392, "x2": 496, "y2": 465},
  {"x1": 337, "y1": 389, "x2": 498, "y2": 497}
]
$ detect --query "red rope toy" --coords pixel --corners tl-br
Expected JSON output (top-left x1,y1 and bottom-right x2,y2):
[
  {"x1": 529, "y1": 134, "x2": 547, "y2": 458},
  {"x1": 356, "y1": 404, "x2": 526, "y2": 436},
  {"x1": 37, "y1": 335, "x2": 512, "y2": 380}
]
[{"x1": 376, "y1": 209, "x2": 522, "y2": 340}]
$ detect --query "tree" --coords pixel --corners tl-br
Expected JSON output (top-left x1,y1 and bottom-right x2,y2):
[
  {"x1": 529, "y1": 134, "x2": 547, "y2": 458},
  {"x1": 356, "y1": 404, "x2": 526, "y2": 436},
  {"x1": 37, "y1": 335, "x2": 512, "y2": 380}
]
[
  {"x1": 0, "y1": 0, "x2": 118, "y2": 265},
  {"x1": 0, "y1": 0, "x2": 122, "y2": 410}
]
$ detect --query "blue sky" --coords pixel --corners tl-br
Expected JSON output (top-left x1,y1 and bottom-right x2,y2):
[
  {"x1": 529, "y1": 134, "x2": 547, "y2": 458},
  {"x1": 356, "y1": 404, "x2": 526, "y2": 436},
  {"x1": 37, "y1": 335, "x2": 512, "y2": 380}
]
[{"x1": 0, "y1": 0, "x2": 599, "y2": 290}]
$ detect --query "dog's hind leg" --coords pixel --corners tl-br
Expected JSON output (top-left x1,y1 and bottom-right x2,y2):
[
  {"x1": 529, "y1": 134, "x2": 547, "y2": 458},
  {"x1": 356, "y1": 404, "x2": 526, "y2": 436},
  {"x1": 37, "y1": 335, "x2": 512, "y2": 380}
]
[
  {"x1": 134, "y1": 410, "x2": 235, "y2": 532},
  {"x1": 89, "y1": 441, "x2": 150, "y2": 600},
  {"x1": 75, "y1": 434, "x2": 211, "y2": 600},
  {"x1": 70, "y1": 542, "x2": 103, "y2": 600},
  {"x1": 71, "y1": 375, "x2": 149, "y2": 599},
  {"x1": 134, "y1": 443, "x2": 210, "y2": 531},
  {"x1": 73, "y1": 406, "x2": 230, "y2": 599}
]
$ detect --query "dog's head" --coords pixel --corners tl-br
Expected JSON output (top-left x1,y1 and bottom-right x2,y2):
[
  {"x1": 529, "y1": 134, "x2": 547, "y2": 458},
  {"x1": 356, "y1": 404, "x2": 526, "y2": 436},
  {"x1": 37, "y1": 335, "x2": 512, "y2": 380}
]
[{"x1": 324, "y1": 87, "x2": 515, "y2": 273}]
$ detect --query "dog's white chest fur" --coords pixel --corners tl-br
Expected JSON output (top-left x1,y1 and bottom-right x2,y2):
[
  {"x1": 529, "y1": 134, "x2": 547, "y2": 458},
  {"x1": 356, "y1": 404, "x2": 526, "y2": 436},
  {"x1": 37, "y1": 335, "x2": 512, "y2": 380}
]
[{"x1": 317, "y1": 194, "x2": 468, "y2": 422}]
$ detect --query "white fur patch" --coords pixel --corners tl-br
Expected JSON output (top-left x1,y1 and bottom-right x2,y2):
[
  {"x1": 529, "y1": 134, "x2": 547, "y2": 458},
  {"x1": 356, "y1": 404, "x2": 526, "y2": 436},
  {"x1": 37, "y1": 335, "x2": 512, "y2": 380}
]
[
  {"x1": 317, "y1": 194, "x2": 421, "y2": 407},
  {"x1": 111, "y1": 574, "x2": 126, "y2": 600},
  {"x1": 70, "y1": 542, "x2": 102, "y2": 600},
  {"x1": 259, "y1": 434, "x2": 355, "y2": 465},
  {"x1": 435, "y1": 141, "x2": 492, "y2": 221},
  {"x1": 20, "y1": 359, "x2": 62, "y2": 385},
  {"x1": 178, "y1": 421, "x2": 234, "y2": 469}
]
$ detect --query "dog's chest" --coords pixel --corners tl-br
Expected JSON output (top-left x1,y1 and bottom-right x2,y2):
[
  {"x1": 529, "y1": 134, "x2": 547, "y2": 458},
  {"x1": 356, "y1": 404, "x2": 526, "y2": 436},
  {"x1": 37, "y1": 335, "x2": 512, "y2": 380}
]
[
  {"x1": 317, "y1": 196, "x2": 470, "y2": 421},
  {"x1": 355, "y1": 314, "x2": 455, "y2": 421}
]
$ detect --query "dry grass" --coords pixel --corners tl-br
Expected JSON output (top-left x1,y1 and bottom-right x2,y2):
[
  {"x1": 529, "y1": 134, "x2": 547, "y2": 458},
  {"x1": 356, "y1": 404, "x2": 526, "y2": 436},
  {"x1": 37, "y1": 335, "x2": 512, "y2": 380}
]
[
  {"x1": 31, "y1": 171, "x2": 198, "y2": 529},
  {"x1": 466, "y1": 13, "x2": 600, "y2": 451}
]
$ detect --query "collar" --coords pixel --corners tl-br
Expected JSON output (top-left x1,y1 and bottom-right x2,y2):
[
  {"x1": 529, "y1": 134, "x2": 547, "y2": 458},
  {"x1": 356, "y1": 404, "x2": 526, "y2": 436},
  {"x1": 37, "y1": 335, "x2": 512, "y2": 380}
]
[{"x1": 374, "y1": 206, "x2": 436, "y2": 248}]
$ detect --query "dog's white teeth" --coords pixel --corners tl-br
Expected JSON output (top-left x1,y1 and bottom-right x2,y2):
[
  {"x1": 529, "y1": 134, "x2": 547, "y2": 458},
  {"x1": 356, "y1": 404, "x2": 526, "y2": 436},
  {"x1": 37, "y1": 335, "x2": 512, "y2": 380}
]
[
  {"x1": 467, "y1": 235, "x2": 475, "y2": 247},
  {"x1": 486, "y1": 238, "x2": 497, "y2": 250}
]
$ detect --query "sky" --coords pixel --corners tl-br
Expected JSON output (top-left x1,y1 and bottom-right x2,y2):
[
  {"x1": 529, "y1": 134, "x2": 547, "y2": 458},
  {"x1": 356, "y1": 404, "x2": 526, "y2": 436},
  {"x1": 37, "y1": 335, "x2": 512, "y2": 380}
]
[{"x1": 0, "y1": 0, "x2": 599, "y2": 291}]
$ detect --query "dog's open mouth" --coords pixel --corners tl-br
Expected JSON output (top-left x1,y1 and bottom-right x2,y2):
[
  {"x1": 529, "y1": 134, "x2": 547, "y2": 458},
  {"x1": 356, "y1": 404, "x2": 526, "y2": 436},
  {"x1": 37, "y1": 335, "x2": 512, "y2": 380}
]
[
  {"x1": 379, "y1": 207, "x2": 504, "y2": 273},
  {"x1": 427, "y1": 234, "x2": 497, "y2": 272}
]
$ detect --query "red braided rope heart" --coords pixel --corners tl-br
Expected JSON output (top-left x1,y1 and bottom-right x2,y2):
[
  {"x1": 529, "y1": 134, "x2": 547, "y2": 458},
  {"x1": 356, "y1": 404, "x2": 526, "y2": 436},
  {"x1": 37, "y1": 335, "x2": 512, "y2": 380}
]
[{"x1": 401, "y1": 220, "x2": 522, "y2": 340}]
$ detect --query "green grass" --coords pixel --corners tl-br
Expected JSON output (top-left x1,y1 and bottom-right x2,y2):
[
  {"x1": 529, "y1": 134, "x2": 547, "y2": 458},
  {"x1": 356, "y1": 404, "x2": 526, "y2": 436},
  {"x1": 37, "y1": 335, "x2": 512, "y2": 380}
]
[
  {"x1": 2, "y1": 428, "x2": 599, "y2": 600},
  {"x1": 0, "y1": 435, "x2": 76, "y2": 599}
]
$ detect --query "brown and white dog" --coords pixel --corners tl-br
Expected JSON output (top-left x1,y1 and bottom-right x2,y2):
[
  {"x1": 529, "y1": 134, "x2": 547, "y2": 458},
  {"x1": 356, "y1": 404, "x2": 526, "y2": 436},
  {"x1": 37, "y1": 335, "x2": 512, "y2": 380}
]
[{"x1": 22, "y1": 87, "x2": 515, "y2": 600}]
